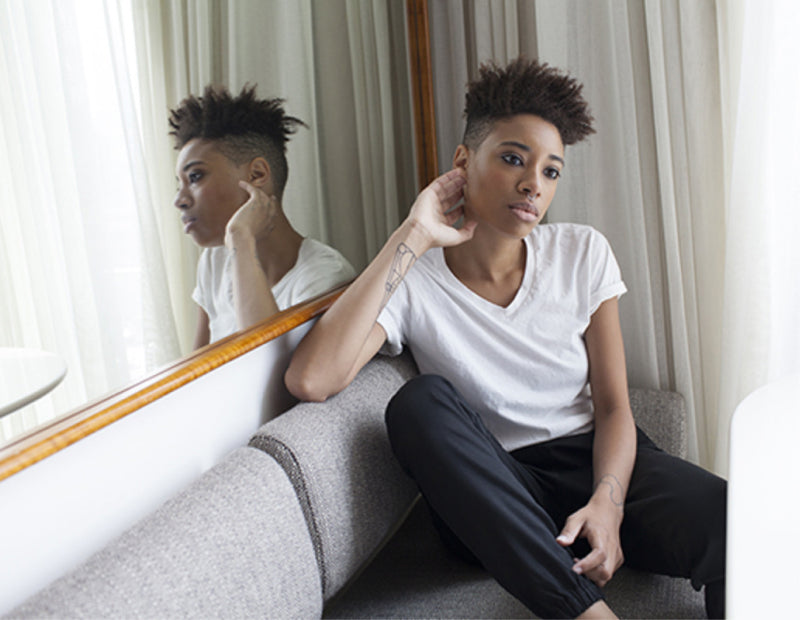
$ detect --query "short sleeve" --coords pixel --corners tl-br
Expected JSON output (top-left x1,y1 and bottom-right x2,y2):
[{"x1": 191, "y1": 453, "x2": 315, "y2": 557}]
[
  {"x1": 192, "y1": 249, "x2": 211, "y2": 313},
  {"x1": 376, "y1": 280, "x2": 410, "y2": 357},
  {"x1": 274, "y1": 240, "x2": 356, "y2": 309},
  {"x1": 191, "y1": 283, "x2": 202, "y2": 307},
  {"x1": 588, "y1": 230, "x2": 627, "y2": 315},
  {"x1": 294, "y1": 253, "x2": 355, "y2": 304}
]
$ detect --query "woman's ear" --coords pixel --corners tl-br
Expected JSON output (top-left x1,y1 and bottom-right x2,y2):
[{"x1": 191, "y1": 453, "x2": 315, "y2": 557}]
[
  {"x1": 247, "y1": 157, "x2": 273, "y2": 192},
  {"x1": 452, "y1": 144, "x2": 470, "y2": 170}
]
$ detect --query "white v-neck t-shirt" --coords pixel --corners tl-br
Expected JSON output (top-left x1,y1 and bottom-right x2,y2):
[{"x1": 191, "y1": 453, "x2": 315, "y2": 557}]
[{"x1": 377, "y1": 223, "x2": 627, "y2": 451}]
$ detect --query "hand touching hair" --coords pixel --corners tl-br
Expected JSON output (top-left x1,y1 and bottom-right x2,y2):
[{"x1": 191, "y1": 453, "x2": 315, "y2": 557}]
[{"x1": 168, "y1": 85, "x2": 307, "y2": 199}]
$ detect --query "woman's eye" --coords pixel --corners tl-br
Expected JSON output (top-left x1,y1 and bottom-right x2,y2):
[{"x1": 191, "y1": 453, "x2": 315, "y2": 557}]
[
  {"x1": 544, "y1": 167, "x2": 561, "y2": 180},
  {"x1": 188, "y1": 171, "x2": 203, "y2": 183},
  {"x1": 501, "y1": 153, "x2": 524, "y2": 166}
]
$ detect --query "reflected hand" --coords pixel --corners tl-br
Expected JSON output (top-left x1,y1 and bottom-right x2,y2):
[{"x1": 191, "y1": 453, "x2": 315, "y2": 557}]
[
  {"x1": 225, "y1": 180, "x2": 278, "y2": 248},
  {"x1": 407, "y1": 168, "x2": 476, "y2": 250}
]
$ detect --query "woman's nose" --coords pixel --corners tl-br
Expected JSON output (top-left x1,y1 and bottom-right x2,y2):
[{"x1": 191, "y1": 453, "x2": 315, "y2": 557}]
[
  {"x1": 518, "y1": 173, "x2": 541, "y2": 198},
  {"x1": 174, "y1": 188, "x2": 190, "y2": 209}
]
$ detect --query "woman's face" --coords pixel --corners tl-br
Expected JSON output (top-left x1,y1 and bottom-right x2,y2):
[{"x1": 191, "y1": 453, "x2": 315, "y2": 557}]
[
  {"x1": 173, "y1": 139, "x2": 250, "y2": 247},
  {"x1": 455, "y1": 114, "x2": 565, "y2": 240}
]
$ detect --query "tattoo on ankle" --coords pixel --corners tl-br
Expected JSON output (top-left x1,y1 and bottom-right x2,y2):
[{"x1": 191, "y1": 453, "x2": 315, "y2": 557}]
[
  {"x1": 381, "y1": 242, "x2": 417, "y2": 311},
  {"x1": 596, "y1": 474, "x2": 625, "y2": 507}
]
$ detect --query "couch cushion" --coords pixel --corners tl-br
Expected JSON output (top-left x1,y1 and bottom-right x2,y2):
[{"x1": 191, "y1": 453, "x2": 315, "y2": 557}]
[
  {"x1": 10, "y1": 447, "x2": 322, "y2": 619},
  {"x1": 249, "y1": 352, "x2": 419, "y2": 601},
  {"x1": 324, "y1": 498, "x2": 705, "y2": 619},
  {"x1": 629, "y1": 388, "x2": 688, "y2": 458}
]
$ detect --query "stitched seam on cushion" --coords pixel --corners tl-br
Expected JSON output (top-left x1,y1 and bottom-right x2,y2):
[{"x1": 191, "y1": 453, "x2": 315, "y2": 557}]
[{"x1": 248, "y1": 435, "x2": 328, "y2": 596}]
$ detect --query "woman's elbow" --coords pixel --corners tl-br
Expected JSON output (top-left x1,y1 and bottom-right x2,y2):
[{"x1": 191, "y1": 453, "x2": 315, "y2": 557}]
[{"x1": 285, "y1": 364, "x2": 335, "y2": 402}]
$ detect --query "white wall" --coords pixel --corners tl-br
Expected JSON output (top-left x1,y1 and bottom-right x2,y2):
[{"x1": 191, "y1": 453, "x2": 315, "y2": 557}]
[
  {"x1": 727, "y1": 374, "x2": 800, "y2": 618},
  {"x1": 0, "y1": 322, "x2": 311, "y2": 614}
]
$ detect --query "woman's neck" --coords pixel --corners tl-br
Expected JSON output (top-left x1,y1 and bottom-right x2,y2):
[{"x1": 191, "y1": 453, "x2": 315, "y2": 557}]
[
  {"x1": 444, "y1": 227, "x2": 526, "y2": 282},
  {"x1": 443, "y1": 229, "x2": 527, "y2": 307},
  {"x1": 256, "y1": 211, "x2": 304, "y2": 286}
]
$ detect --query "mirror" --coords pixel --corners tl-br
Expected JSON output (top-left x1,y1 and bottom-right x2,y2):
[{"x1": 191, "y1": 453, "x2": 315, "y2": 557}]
[{"x1": 0, "y1": 0, "x2": 425, "y2": 449}]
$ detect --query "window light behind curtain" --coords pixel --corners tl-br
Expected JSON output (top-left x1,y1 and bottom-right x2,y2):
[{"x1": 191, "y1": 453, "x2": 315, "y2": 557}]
[
  {"x1": 429, "y1": 0, "x2": 800, "y2": 475},
  {"x1": 0, "y1": 0, "x2": 415, "y2": 444},
  {"x1": 0, "y1": 0, "x2": 182, "y2": 442},
  {"x1": 714, "y1": 0, "x2": 800, "y2": 473}
]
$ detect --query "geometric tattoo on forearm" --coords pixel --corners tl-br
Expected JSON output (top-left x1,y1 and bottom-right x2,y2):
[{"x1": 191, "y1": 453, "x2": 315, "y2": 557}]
[
  {"x1": 380, "y1": 242, "x2": 417, "y2": 311},
  {"x1": 595, "y1": 474, "x2": 625, "y2": 507}
]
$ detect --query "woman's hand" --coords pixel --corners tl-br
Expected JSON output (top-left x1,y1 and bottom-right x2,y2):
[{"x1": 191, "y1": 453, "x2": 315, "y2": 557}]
[
  {"x1": 563, "y1": 296, "x2": 636, "y2": 588},
  {"x1": 556, "y1": 496, "x2": 624, "y2": 588},
  {"x1": 225, "y1": 180, "x2": 278, "y2": 248},
  {"x1": 406, "y1": 168, "x2": 477, "y2": 251}
]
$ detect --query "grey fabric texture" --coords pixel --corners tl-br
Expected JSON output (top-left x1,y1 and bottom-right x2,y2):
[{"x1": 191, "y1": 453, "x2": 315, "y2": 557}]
[
  {"x1": 629, "y1": 387, "x2": 688, "y2": 458},
  {"x1": 324, "y1": 497, "x2": 705, "y2": 619},
  {"x1": 8, "y1": 348, "x2": 693, "y2": 620},
  {"x1": 323, "y1": 380, "x2": 698, "y2": 618},
  {"x1": 249, "y1": 352, "x2": 420, "y2": 602},
  {"x1": 9, "y1": 447, "x2": 322, "y2": 620}
]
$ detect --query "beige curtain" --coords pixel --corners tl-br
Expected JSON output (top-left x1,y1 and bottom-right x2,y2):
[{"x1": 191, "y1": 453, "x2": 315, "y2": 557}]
[
  {"x1": 131, "y1": 0, "x2": 417, "y2": 343},
  {"x1": 0, "y1": 0, "x2": 415, "y2": 443},
  {"x1": 0, "y1": 0, "x2": 182, "y2": 442},
  {"x1": 714, "y1": 0, "x2": 800, "y2": 473},
  {"x1": 430, "y1": 0, "x2": 799, "y2": 474}
]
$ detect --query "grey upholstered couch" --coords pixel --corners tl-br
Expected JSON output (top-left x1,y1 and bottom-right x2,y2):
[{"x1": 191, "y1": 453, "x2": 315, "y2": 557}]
[{"x1": 9, "y1": 352, "x2": 705, "y2": 619}]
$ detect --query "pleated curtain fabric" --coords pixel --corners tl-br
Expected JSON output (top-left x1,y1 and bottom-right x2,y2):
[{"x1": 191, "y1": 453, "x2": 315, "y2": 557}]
[
  {"x1": 428, "y1": 0, "x2": 800, "y2": 474},
  {"x1": 0, "y1": 0, "x2": 414, "y2": 443}
]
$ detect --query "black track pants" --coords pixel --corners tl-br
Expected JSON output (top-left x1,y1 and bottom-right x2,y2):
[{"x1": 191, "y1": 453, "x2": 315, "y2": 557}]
[{"x1": 385, "y1": 374, "x2": 727, "y2": 619}]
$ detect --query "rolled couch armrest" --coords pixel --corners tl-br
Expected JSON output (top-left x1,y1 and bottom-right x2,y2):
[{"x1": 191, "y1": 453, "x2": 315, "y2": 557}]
[
  {"x1": 10, "y1": 447, "x2": 323, "y2": 619},
  {"x1": 249, "y1": 352, "x2": 420, "y2": 602}
]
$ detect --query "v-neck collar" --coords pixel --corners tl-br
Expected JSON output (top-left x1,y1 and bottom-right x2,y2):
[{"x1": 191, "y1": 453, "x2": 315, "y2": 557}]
[{"x1": 435, "y1": 235, "x2": 535, "y2": 313}]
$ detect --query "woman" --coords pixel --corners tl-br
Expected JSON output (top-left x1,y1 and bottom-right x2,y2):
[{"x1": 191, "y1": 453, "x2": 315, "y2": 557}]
[
  {"x1": 170, "y1": 85, "x2": 355, "y2": 348},
  {"x1": 286, "y1": 58, "x2": 725, "y2": 619}
]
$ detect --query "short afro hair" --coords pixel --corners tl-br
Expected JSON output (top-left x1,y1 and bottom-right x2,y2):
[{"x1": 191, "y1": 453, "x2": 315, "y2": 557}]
[
  {"x1": 168, "y1": 84, "x2": 307, "y2": 199},
  {"x1": 463, "y1": 57, "x2": 594, "y2": 148}
]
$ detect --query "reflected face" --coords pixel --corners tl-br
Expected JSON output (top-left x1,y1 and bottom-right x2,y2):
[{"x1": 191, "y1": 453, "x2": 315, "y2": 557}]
[
  {"x1": 174, "y1": 139, "x2": 250, "y2": 247},
  {"x1": 457, "y1": 114, "x2": 565, "y2": 239}
]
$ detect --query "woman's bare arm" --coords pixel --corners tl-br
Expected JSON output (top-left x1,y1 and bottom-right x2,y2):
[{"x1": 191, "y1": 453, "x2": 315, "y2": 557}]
[
  {"x1": 225, "y1": 181, "x2": 280, "y2": 329},
  {"x1": 286, "y1": 169, "x2": 475, "y2": 402},
  {"x1": 557, "y1": 297, "x2": 637, "y2": 587},
  {"x1": 193, "y1": 307, "x2": 211, "y2": 350}
]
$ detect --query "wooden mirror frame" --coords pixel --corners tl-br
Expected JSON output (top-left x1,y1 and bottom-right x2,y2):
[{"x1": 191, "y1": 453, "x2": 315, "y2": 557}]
[{"x1": 0, "y1": 0, "x2": 437, "y2": 483}]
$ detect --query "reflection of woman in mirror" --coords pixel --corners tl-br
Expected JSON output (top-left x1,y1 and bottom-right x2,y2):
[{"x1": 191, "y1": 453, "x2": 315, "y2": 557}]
[
  {"x1": 170, "y1": 86, "x2": 355, "y2": 349},
  {"x1": 287, "y1": 58, "x2": 725, "y2": 619}
]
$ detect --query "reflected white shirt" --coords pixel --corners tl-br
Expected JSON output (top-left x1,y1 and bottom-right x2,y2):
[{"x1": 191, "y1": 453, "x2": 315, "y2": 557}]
[{"x1": 193, "y1": 238, "x2": 355, "y2": 343}]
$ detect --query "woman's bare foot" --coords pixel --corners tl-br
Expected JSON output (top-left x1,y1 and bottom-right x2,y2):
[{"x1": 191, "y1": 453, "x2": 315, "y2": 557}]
[{"x1": 577, "y1": 600, "x2": 618, "y2": 619}]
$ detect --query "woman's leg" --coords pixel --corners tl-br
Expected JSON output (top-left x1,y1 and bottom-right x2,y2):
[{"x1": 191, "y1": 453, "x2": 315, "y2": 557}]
[
  {"x1": 511, "y1": 428, "x2": 727, "y2": 619},
  {"x1": 385, "y1": 374, "x2": 603, "y2": 619},
  {"x1": 621, "y1": 430, "x2": 727, "y2": 619}
]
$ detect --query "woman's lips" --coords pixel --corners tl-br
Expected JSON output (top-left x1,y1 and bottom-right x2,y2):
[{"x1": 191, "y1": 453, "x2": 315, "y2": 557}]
[
  {"x1": 509, "y1": 202, "x2": 540, "y2": 222},
  {"x1": 181, "y1": 216, "x2": 197, "y2": 233}
]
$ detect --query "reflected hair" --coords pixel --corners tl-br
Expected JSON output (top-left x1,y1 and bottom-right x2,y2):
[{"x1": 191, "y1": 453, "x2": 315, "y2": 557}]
[
  {"x1": 463, "y1": 57, "x2": 595, "y2": 148},
  {"x1": 168, "y1": 84, "x2": 307, "y2": 198}
]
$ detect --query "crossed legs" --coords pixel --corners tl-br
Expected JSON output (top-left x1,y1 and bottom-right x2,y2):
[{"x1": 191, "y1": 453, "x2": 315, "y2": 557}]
[{"x1": 386, "y1": 375, "x2": 726, "y2": 619}]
